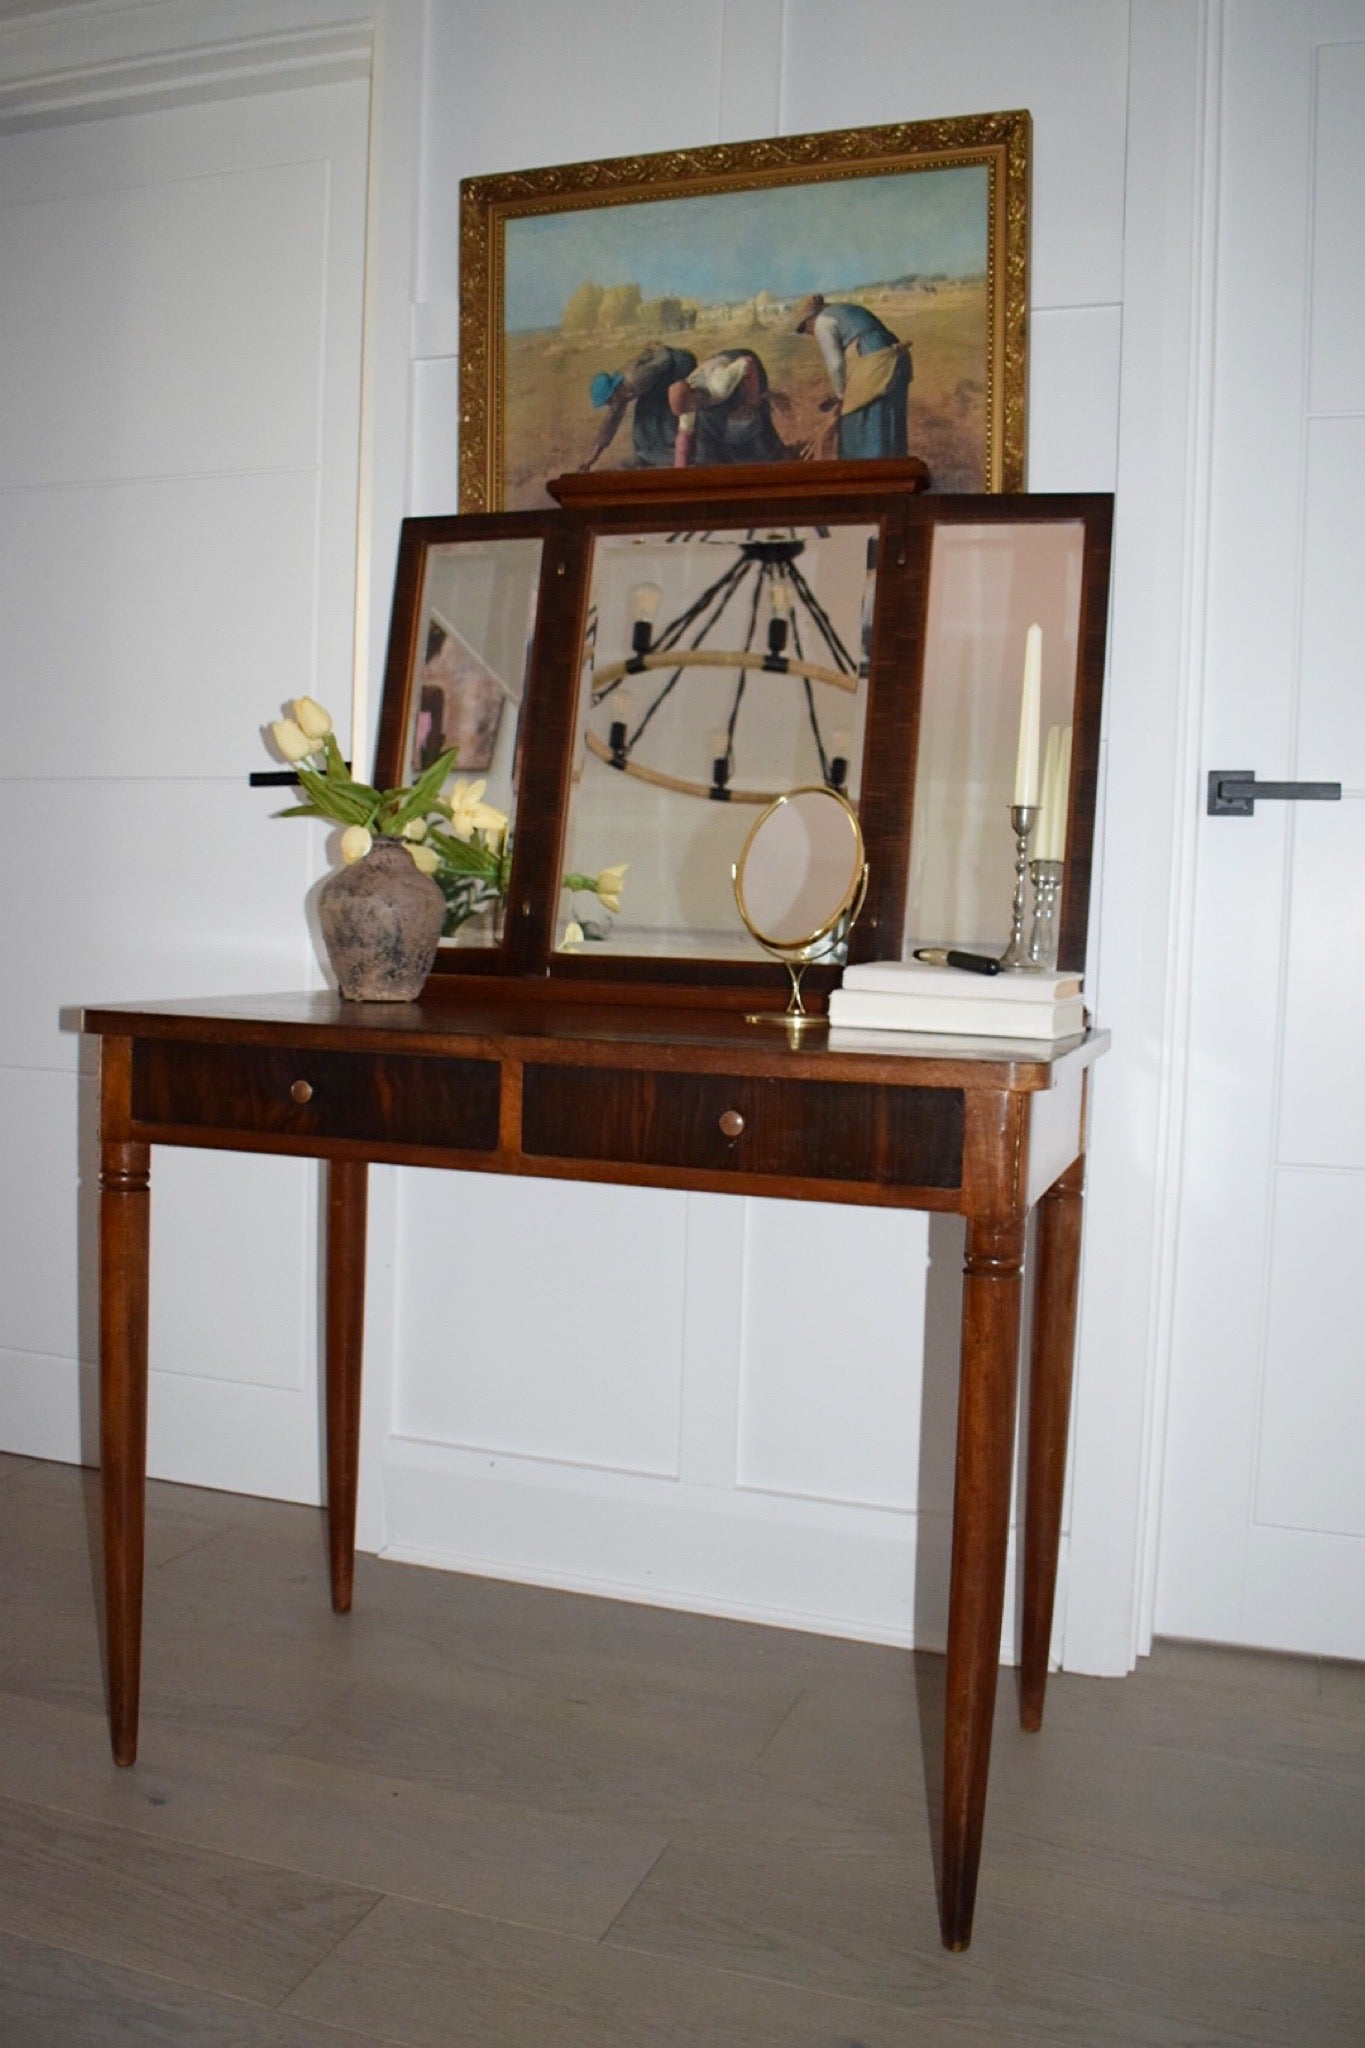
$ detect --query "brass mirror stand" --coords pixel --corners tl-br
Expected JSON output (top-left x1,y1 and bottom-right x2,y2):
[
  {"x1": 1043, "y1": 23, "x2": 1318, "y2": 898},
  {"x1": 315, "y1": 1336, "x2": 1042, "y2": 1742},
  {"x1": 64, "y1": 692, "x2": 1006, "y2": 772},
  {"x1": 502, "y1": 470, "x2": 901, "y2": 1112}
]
[{"x1": 732, "y1": 786, "x2": 868, "y2": 1034}]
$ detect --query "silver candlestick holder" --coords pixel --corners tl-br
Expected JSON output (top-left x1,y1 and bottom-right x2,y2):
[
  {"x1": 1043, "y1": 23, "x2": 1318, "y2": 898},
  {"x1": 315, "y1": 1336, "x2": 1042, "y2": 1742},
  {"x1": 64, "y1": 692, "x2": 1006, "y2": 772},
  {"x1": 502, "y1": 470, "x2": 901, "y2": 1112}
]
[
  {"x1": 998, "y1": 804, "x2": 1038, "y2": 970},
  {"x1": 1027, "y1": 858, "x2": 1063, "y2": 969}
]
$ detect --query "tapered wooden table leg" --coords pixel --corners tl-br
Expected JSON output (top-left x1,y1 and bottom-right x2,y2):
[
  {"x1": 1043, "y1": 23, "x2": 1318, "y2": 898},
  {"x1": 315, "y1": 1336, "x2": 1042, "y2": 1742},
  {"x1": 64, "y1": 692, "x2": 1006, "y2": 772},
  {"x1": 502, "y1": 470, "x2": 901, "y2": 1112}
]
[
  {"x1": 325, "y1": 1158, "x2": 368, "y2": 1614},
  {"x1": 99, "y1": 1114, "x2": 151, "y2": 1767},
  {"x1": 1020, "y1": 1155, "x2": 1085, "y2": 1732},
  {"x1": 941, "y1": 1215, "x2": 1025, "y2": 1951}
]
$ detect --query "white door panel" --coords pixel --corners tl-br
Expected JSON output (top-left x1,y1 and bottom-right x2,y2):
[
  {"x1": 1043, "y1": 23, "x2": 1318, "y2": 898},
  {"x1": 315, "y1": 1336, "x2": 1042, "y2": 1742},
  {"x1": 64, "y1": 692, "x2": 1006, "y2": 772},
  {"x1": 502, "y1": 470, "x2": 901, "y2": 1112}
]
[
  {"x1": 1255, "y1": 1171, "x2": 1365, "y2": 1541},
  {"x1": 1277, "y1": 801, "x2": 1365, "y2": 1168},
  {"x1": 1306, "y1": 36, "x2": 1365, "y2": 414},
  {"x1": 1299, "y1": 420, "x2": 1365, "y2": 789},
  {"x1": 1157, "y1": 1, "x2": 1365, "y2": 1655}
]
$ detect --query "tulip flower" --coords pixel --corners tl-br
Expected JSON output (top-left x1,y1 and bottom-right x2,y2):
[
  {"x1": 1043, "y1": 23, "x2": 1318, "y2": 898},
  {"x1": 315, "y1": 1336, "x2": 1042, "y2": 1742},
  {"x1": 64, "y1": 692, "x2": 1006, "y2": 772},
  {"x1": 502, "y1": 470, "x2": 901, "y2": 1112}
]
[
  {"x1": 292, "y1": 696, "x2": 333, "y2": 741},
  {"x1": 401, "y1": 817, "x2": 428, "y2": 841},
  {"x1": 594, "y1": 862, "x2": 628, "y2": 913},
  {"x1": 562, "y1": 920, "x2": 585, "y2": 948},
  {"x1": 406, "y1": 840, "x2": 439, "y2": 874},
  {"x1": 271, "y1": 717, "x2": 315, "y2": 763},
  {"x1": 340, "y1": 825, "x2": 372, "y2": 863},
  {"x1": 446, "y1": 777, "x2": 509, "y2": 844}
]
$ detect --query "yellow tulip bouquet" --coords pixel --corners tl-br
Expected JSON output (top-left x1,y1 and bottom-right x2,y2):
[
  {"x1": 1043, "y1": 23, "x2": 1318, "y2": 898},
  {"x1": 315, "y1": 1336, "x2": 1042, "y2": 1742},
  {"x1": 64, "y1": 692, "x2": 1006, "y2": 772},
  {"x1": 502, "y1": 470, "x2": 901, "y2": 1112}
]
[{"x1": 267, "y1": 698, "x2": 625, "y2": 941}]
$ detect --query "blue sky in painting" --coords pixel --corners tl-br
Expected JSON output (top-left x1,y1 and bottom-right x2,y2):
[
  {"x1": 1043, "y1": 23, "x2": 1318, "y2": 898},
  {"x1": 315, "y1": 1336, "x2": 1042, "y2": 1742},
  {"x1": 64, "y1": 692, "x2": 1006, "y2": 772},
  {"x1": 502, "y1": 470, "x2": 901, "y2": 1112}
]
[{"x1": 503, "y1": 164, "x2": 989, "y2": 332}]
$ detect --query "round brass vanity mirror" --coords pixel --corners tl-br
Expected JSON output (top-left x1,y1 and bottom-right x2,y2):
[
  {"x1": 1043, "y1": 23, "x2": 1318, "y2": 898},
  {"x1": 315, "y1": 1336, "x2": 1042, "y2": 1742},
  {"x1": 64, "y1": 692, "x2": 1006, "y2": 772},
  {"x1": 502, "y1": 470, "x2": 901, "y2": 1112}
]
[{"x1": 732, "y1": 786, "x2": 868, "y2": 1032}]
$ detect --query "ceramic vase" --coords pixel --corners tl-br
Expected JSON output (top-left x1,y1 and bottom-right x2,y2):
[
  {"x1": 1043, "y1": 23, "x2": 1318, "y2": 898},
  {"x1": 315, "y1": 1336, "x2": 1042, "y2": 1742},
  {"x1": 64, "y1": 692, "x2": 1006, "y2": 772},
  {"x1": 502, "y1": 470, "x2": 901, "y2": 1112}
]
[{"x1": 317, "y1": 836, "x2": 444, "y2": 1001}]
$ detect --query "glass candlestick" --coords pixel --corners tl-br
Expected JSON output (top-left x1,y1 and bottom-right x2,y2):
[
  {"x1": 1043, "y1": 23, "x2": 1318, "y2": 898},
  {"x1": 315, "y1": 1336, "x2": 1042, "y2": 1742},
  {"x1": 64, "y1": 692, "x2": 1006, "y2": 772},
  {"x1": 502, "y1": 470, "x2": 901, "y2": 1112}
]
[
  {"x1": 998, "y1": 804, "x2": 1038, "y2": 970},
  {"x1": 1027, "y1": 858, "x2": 1063, "y2": 969}
]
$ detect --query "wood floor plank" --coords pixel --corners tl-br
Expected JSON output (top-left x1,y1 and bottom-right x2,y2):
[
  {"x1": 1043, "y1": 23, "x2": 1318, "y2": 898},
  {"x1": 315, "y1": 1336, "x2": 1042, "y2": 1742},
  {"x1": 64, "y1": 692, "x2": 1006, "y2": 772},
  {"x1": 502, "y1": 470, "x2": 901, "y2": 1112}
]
[
  {"x1": 0, "y1": 1469, "x2": 358, "y2": 1752},
  {"x1": 0, "y1": 1453, "x2": 296, "y2": 1571},
  {"x1": 0, "y1": 1598, "x2": 361, "y2": 1756},
  {"x1": 0, "y1": 1795, "x2": 379, "y2": 2007},
  {"x1": 0, "y1": 1457, "x2": 1361, "y2": 2046},
  {"x1": 753, "y1": 1651, "x2": 1365, "y2": 1872},
  {"x1": 0, "y1": 1926, "x2": 391, "y2": 2047},
  {"x1": 0, "y1": 1692, "x2": 665, "y2": 1939},
  {"x1": 269, "y1": 1554, "x2": 811, "y2": 1812},
  {"x1": 282, "y1": 1891, "x2": 1040, "y2": 2048},
  {"x1": 160, "y1": 1520, "x2": 820, "y2": 1736},
  {"x1": 346, "y1": 1543, "x2": 846, "y2": 1690},
  {"x1": 601, "y1": 1822, "x2": 1364, "y2": 2045}
]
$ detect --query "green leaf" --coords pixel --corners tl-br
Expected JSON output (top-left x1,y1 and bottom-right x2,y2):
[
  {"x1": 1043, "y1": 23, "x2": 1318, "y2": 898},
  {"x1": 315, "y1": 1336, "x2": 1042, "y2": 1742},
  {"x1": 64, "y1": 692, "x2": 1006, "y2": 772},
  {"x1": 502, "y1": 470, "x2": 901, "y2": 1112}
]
[
  {"x1": 294, "y1": 764, "x2": 376, "y2": 826},
  {"x1": 426, "y1": 824, "x2": 502, "y2": 878},
  {"x1": 319, "y1": 731, "x2": 380, "y2": 804},
  {"x1": 388, "y1": 748, "x2": 459, "y2": 829}
]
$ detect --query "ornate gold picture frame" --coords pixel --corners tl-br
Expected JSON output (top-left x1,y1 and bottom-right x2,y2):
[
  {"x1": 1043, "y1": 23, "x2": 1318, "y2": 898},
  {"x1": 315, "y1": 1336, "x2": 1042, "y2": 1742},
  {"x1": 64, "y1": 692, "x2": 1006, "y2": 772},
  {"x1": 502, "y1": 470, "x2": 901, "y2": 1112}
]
[{"x1": 459, "y1": 110, "x2": 1030, "y2": 512}]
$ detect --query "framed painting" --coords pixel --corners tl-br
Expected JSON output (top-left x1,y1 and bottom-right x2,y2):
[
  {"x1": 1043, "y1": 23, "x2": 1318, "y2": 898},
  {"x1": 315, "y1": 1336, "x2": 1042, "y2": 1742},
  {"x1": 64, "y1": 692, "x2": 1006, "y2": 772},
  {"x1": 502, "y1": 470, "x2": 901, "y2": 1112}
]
[{"x1": 459, "y1": 110, "x2": 1029, "y2": 512}]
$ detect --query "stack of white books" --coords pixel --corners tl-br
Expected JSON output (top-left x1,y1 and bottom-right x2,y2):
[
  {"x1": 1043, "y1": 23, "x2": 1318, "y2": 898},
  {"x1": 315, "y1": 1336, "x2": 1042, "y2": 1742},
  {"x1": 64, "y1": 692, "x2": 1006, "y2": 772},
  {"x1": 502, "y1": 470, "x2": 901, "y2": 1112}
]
[{"x1": 827, "y1": 959, "x2": 1085, "y2": 1039}]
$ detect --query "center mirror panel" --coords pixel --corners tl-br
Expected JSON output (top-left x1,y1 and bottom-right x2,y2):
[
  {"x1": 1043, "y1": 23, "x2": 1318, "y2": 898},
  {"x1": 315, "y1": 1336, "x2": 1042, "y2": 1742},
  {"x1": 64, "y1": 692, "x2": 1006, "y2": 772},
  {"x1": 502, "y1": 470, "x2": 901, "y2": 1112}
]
[{"x1": 557, "y1": 523, "x2": 877, "y2": 960}]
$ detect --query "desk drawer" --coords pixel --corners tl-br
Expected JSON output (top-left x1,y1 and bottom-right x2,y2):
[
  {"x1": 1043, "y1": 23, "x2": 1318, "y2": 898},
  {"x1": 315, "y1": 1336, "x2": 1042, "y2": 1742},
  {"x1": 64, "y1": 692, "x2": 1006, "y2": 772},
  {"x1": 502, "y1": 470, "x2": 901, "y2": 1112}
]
[
  {"x1": 521, "y1": 1065, "x2": 962, "y2": 1189},
  {"x1": 131, "y1": 1041, "x2": 500, "y2": 1152}
]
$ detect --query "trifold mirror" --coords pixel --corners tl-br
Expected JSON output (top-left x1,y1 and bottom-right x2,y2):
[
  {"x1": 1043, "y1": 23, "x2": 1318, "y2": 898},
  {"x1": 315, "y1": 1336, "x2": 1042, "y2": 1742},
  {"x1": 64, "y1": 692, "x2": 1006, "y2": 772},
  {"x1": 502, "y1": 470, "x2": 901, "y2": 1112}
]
[{"x1": 373, "y1": 462, "x2": 1113, "y2": 1001}]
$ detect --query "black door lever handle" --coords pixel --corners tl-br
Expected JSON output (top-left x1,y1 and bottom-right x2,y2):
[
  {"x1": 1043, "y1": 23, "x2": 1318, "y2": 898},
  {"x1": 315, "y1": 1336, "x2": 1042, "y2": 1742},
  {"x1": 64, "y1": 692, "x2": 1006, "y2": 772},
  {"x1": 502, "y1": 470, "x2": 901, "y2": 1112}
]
[{"x1": 1207, "y1": 769, "x2": 1343, "y2": 816}]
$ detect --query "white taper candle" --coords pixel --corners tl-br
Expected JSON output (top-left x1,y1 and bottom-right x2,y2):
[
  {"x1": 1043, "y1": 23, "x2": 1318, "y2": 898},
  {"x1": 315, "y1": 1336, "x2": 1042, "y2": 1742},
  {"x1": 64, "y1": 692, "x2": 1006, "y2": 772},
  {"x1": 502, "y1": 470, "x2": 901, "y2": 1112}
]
[
  {"x1": 1013, "y1": 623, "x2": 1043, "y2": 807},
  {"x1": 1036, "y1": 724, "x2": 1062, "y2": 858}
]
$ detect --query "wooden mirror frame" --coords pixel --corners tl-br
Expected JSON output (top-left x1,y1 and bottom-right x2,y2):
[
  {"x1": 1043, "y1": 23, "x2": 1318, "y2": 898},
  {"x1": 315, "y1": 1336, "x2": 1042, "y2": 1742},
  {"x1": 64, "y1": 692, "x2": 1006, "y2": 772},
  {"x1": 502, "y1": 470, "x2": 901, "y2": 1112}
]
[{"x1": 373, "y1": 463, "x2": 1112, "y2": 1005}]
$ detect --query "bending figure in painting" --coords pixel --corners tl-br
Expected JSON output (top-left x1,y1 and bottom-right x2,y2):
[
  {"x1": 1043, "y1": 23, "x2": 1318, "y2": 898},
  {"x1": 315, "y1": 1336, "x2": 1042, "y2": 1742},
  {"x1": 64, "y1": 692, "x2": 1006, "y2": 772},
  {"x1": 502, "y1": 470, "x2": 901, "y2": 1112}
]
[
  {"x1": 667, "y1": 348, "x2": 795, "y2": 467},
  {"x1": 580, "y1": 344, "x2": 697, "y2": 470},
  {"x1": 792, "y1": 293, "x2": 912, "y2": 460}
]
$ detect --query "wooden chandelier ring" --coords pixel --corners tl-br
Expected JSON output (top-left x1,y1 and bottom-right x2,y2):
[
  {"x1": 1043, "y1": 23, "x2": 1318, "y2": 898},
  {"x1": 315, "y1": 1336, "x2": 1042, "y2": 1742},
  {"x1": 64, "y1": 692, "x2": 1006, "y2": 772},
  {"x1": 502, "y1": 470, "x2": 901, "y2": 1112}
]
[
  {"x1": 590, "y1": 647, "x2": 860, "y2": 696},
  {"x1": 582, "y1": 728, "x2": 780, "y2": 804}
]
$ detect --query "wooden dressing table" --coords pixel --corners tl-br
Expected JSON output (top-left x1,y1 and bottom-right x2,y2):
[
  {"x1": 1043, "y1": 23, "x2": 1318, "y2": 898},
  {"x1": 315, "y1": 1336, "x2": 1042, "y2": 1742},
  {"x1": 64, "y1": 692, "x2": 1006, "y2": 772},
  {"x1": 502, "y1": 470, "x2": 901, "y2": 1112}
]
[{"x1": 83, "y1": 467, "x2": 1113, "y2": 1952}]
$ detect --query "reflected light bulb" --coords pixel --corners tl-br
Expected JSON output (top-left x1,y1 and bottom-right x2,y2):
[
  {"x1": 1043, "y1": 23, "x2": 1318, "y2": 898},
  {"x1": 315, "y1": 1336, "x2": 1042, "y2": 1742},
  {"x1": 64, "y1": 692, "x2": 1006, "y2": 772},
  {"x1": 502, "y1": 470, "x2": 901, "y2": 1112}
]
[{"x1": 629, "y1": 584, "x2": 660, "y2": 662}]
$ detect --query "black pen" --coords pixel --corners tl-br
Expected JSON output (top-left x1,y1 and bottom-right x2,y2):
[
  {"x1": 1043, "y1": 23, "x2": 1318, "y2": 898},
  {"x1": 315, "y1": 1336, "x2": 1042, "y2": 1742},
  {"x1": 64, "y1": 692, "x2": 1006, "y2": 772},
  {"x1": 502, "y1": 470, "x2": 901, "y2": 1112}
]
[{"x1": 912, "y1": 947, "x2": 1001, "y2": 977}]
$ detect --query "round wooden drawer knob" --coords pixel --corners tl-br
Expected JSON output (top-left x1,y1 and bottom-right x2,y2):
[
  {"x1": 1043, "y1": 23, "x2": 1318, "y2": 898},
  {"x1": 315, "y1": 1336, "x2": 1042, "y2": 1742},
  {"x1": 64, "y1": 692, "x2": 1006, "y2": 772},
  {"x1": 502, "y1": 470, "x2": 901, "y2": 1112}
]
[
  {"x1": 718, "y1": 1109, "x2": 745, "y2": 1139},
  {"x1": 290, "y1": 1079, "x2": 314, "y2": 1105}
]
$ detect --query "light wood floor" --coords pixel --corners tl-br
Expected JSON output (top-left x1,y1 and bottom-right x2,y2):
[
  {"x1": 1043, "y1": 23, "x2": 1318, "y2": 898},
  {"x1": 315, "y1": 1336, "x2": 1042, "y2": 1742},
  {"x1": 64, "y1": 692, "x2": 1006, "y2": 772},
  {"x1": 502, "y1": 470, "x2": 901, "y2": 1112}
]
[{"x1": 0, "y1": 1451, "x2": 1359, "y2": 2045}]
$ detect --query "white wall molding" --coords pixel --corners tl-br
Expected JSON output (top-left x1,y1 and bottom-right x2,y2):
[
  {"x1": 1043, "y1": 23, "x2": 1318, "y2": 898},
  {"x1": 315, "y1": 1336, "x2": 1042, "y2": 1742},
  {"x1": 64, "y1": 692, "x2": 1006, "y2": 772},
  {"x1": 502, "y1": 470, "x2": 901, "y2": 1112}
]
[
  {"x1": 1134, "y1": 0, "x2": 1224, "y2": 1654},
  {"x1": 0, "y1": 24, "x2": 371, "y2": 132},
  {"x1": 1060, "y1": 0, "x2": 1214, "y2": 1674}
]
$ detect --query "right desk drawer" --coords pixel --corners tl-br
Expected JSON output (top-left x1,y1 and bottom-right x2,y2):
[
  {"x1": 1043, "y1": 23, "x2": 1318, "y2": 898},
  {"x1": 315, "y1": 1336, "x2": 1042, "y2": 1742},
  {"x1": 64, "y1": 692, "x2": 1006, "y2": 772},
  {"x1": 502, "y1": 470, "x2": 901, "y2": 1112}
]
[{"x1": 521, "y1": 1065, "x2": 963, "y2": 1190}]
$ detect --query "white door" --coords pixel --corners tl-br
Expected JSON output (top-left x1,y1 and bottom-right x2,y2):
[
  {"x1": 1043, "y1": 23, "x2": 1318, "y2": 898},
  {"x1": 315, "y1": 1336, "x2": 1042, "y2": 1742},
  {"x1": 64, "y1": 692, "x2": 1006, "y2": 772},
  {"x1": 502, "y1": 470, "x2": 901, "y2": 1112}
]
[
  {"x1": 1157, "y1": 0, "x2": 1365, "y2": 1658},
  {"x1": 0, "y1": 66, "x2": 370, "y2": 1502}
]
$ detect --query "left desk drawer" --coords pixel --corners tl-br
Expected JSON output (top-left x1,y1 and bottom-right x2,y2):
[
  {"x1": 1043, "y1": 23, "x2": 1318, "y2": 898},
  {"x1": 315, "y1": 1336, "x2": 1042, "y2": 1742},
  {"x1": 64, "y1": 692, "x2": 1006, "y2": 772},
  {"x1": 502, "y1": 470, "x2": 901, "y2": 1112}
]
[{"x1": 131, "y1": 1042, "x2": 501, "y2": 1152}]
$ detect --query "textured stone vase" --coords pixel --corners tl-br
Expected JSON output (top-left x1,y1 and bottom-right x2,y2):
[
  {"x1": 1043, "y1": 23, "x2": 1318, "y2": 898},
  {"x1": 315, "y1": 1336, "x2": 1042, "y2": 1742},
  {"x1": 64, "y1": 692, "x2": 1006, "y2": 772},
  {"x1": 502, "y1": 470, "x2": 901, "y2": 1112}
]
[{"x1": 317, "y1": 836, "x2": 445, "y2": 1001}]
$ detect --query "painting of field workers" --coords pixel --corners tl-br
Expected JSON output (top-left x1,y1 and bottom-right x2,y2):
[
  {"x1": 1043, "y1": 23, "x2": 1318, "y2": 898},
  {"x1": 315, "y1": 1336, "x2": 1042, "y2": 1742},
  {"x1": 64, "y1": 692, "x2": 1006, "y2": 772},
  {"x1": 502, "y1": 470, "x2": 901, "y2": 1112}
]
[{"x1": 496, "y1": 159, "x2": 1000, "y2": 507}]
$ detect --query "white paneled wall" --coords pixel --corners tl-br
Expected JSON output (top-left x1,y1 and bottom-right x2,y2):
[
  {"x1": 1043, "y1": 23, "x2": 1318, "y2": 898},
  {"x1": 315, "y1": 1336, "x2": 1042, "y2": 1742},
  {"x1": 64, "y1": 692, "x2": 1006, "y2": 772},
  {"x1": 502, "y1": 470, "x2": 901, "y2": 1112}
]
[
  {"x1": 2, "y1": 0, "x2": 1212, "y2": 1669},
  {"x1": 0, "y1": 70, "x2": 371, "y2": 1496}
]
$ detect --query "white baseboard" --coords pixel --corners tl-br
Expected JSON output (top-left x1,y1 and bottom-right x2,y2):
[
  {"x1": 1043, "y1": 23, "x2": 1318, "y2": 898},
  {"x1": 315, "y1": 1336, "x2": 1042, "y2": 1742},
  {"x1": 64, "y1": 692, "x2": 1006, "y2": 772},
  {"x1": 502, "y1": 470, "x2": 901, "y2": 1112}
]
[
  {"x1": 380, "y1": 1436, "x2": 1066, "y2": 1659},
  {"x1": 0, "y1": 1350, "x2": 322, "y2": 1505}
]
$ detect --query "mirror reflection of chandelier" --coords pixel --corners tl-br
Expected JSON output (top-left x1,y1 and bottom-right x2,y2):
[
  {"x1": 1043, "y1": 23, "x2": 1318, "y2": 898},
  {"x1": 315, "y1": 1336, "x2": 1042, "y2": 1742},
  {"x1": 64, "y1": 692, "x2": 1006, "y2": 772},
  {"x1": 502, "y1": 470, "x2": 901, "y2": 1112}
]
[{"x1": 586, "y1": 534, "x2": 862, "y2": 804}]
